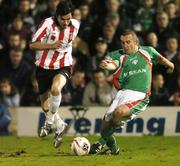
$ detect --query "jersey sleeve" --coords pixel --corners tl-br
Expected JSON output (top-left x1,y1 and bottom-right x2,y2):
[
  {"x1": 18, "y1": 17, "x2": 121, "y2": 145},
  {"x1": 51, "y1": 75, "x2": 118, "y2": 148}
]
[
  {"x1": 32, "y1": 19, "x2": 50, "y2": 43},
  {"x1": 149, "y1": 47, "x2": 164, "y2": 65},
  {"x1": 71, "y1": 19, "x2": 80, "y2": 39},
  {"x1": 105, "y1": 50, "x2": 122, "y2": 69}
]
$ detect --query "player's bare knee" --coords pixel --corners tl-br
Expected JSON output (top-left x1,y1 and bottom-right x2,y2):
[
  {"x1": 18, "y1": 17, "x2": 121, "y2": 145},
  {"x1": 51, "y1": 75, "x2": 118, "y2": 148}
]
[
  {"x1": 42, "y1": 108, "x2": 49, "y2": 113},
  {"x1": 51, "y1": 86, "x2": 61, "y2": 96},
  {"x1": 41, "y1": 104, "x2": 49, "y2": 112},
  {"x1": 113, "y1": 108, "x2": 124, "y2": 119}
]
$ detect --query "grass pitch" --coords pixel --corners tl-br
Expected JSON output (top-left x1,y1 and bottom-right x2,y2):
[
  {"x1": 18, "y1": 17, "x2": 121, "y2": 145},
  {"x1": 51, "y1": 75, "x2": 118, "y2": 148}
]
[{"x1": 0, "y1": 136, "x2": 180, "y2": 166}]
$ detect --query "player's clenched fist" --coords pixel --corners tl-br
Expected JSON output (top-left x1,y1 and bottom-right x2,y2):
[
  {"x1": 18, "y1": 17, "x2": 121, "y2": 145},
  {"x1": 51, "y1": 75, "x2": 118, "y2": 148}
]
[
  {"x1": 166, "y1": 62, "x2": 174, "y2": 73},
  {"x1": 99, "y1": 59, "x2": 117, "y2": 70},
  {"x1": 99, "y1": 60, "x2": 109, "y2": 69}
]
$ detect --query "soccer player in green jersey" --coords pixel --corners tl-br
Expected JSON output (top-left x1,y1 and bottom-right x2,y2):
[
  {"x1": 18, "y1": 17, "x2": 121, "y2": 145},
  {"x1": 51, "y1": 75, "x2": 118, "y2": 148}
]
[{"x1": 90, "y1": 30, "x2": 174, "y2": 155}]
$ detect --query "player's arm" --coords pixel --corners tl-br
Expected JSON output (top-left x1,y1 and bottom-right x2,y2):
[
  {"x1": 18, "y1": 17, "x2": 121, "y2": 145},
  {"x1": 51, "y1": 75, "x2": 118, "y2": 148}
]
[
  {"x1": 158, "y1": 56, "x2": 174, "y2": 73},
  {"x1": 29, "y1": 41, "x2": 63, "y2": 50},
  {"x1": 29, "y1": 19, "x2": 63, "y2": 50},
  {"x1": 149, "y1": 47, "x2": 174, "y2": 73},
  {"x1": 99, "y1": 59, "x2": 118, "y2": 71}
]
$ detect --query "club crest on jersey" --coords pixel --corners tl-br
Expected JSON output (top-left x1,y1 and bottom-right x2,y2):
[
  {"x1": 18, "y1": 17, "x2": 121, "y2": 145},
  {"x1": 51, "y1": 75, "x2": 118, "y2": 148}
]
[{"x1": 131, "y1": 59, "x2": 138, "y2": 65}]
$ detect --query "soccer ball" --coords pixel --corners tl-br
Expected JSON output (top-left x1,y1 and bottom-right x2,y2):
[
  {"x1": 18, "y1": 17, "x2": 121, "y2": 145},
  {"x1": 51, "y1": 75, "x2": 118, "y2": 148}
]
[{"x1": 71, "y1": 137, "x2": 90, "y2": 156}]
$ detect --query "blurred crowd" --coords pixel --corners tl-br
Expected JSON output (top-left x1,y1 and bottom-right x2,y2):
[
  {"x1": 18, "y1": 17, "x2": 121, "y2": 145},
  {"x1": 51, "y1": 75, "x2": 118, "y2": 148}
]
[{"x1": 0, "y1": 0, "x2": 180, "y2": 115}]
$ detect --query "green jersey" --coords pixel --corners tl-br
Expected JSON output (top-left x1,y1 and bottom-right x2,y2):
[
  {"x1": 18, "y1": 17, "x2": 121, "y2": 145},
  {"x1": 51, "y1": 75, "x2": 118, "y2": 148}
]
[{"x1": 107, "y1": 46, "x2": 163, "y2": 95}]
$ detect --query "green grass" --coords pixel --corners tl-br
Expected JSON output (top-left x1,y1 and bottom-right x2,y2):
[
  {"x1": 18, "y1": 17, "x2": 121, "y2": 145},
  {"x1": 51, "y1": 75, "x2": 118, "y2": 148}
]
[{"x1": 0, "y1": 136, "x2": 180, "y2": 166}]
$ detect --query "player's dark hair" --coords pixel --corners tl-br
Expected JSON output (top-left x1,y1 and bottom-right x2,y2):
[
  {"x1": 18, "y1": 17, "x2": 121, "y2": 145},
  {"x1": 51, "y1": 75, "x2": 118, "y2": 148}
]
[{"x1": 56, "y1": 0, "x2": 73, "y2": 16}]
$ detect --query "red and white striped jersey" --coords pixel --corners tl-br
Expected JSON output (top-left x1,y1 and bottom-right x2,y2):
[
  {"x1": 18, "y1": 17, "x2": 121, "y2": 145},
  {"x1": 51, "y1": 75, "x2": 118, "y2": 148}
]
[{"x1": 32, "y1": 17, "x2": 80, "y2": 70}]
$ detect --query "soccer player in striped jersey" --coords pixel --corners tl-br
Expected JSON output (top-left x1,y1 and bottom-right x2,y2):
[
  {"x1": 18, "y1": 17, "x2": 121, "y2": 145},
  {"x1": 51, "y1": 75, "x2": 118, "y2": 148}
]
[
  {"x1": 90, "y1": 30, "x2": 174, "y2": 155},
  {"x1": 30, "y1": 0, "x2": 80, "y2": 148}
]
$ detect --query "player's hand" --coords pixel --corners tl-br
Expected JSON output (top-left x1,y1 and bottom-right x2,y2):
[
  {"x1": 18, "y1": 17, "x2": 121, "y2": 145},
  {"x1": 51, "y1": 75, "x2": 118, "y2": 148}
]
[
  {"x1": 167, "y1": 62, "x2": 174, "y2": 73},
  {"x1": 51, "y1": 40, "x2": 63, "y2": 49},
  {"x1": 99, "y1": 60, "x2": 109, "y2": 69}
]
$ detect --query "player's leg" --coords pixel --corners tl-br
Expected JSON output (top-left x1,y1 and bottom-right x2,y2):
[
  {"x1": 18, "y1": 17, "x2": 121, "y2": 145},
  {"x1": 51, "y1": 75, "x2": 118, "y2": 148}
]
[
  {"x1": 90, "y1": 90, "x2": 147, "y2": 155},
  {"x1": 102, "y1": 90, "x2": 148, "y2": 154},
  {"x1": 36, "y1": 67, "x2": 54, "y2": 137},
  {"x1": 50, "y1": 73, "x2": 68, "y2": 148},
  {"x1": 50, "y1": 67, "x2": 71, "y2": 131},
  {"x1": 50, "y1": 73, "x2": 65, "y2": 126},
  {"x1": 112, "y1": 104, "x2": 131, "y2": 127},
  {"x1": 102, "y1": 105, "x2": 130, "y2": 154},
  {"x1": 90, "y1": 118, "x2": 120, "y2": 155},
  {"x1": 90, "y1": 101, "x2": 137, "y2": 154},
  {"x1": 90, "y1": 120, "x2": 111, "y2": 154},
  {"x1": 101, "y1": 105, "x2": 130, "y2": 155},
  {"x1": 105, "y1": 98, "x2": 149, "y2": 154},
  {"x1": 39, "y1": 91, "x2": 54, "y2": 137},
  {"x1": 90, "y1": 95, "x2": 120, "y2": 154},
  {"x1": 105, "y1": 135, "x2": 119, "y2": 155},
  {"x1": 112, "y1": 97, "x2": 149, "y2": 128}
]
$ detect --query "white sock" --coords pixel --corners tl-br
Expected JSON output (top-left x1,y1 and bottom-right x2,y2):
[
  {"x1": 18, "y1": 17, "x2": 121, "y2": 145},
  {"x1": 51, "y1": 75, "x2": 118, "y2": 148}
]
[
  {"x1": 49, "y1": 94, "x2": 62, "y2": 114},
  {"x1": 45, "y1": 94, "x2": 62, "y2": 124},
  {"x1": 54, "y1": 112, "x2": 66, "y2": 133},
  {"x1": 45, "y1": 111, "x2": 54, "y2": 125}
]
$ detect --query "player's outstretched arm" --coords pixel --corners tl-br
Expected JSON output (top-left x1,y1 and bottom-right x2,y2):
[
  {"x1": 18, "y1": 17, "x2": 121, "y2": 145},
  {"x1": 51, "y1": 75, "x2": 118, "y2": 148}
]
[
  {"x1": 158, "y1": 57, "x2": 174, "y2": 73},
  {"x1": 29, "y1": 41, "x2": 63, "y2": 50},
  {"x1": 99, "y1": 59, "x2": 118, "y2": 71}
]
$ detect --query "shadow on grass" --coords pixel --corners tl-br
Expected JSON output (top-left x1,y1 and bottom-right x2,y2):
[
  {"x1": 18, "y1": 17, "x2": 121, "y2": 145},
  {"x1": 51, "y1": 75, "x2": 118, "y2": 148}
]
[
  {"x1": 0, "y1": 150, "x2": 27, "y2": 158},
  {"x1": 38, "y1": 151, "x2": 98, "y2": 157},
  {"x1": 38, "y1": 151, "x2": 74, "y2": 157}
]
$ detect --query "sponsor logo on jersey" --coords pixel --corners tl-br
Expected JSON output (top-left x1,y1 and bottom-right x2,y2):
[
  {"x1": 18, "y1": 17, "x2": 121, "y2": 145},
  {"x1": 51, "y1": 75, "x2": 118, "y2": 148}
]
[{"x1": 124, "y1": 68, "x2": 146, "y2": 77}]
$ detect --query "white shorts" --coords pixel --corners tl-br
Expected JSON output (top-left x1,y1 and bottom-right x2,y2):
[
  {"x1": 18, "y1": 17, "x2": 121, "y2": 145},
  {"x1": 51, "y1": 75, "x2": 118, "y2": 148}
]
[{"x1": 104, "y1": 89, "x2": 148, "y2": 122}]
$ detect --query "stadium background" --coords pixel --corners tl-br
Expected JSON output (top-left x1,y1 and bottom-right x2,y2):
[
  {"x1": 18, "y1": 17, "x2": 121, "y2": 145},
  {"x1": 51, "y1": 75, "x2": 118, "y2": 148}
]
[{"x1": 0, "y1": 0, "x2": 180, "y2": 165}]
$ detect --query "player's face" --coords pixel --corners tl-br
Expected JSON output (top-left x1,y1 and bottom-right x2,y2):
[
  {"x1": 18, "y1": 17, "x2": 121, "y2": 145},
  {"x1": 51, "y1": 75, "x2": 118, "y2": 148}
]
[
  {"x1": 120, "y1": 34, "x2": 138, "y2": 54},
  {"x1": 57, "y1": 13, "x2": 72, "y2": 29}
]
